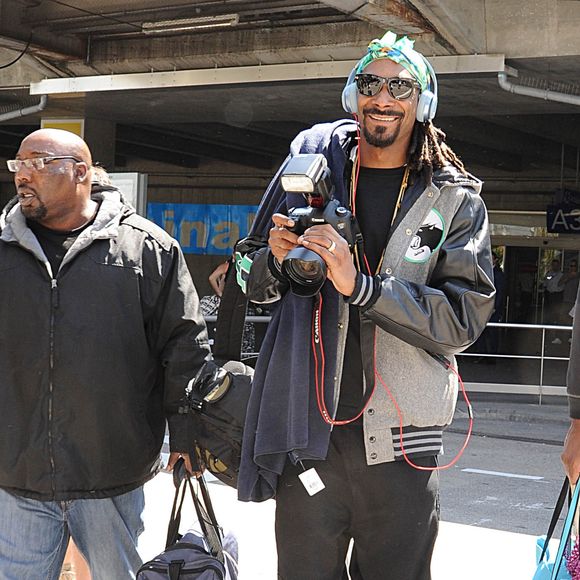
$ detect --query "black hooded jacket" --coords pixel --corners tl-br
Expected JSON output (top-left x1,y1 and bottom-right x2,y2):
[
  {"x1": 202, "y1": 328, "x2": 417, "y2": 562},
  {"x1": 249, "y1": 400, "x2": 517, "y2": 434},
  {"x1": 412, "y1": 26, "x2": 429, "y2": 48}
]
[{"x1": 0, "y1": 186, "x2": 211, "y2": 500}]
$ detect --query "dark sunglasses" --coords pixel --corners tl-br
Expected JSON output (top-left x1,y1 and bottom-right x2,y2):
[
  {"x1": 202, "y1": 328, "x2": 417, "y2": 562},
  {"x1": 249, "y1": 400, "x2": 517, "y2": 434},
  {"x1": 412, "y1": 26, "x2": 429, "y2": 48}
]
[{"x1": 355, "y1": 73, "x2": 420, "y2": 100}]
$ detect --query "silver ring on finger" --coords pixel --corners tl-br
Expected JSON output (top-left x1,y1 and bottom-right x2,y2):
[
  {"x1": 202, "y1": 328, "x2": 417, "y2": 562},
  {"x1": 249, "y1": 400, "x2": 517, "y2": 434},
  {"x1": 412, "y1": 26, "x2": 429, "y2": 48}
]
[{"x1": 328, "y1": 240, "x2": 336, "y2": 254}]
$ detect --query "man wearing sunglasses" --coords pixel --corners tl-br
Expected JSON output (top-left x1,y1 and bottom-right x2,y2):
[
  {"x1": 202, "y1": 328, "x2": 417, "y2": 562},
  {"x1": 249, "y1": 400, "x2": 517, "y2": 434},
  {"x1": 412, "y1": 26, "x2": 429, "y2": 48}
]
[
  {"x1": 0, "y1": 128, "x2": 211, "y2": 578},
  {"x1": 235, "y1": 31, "x2": 495, "y2": 579}
]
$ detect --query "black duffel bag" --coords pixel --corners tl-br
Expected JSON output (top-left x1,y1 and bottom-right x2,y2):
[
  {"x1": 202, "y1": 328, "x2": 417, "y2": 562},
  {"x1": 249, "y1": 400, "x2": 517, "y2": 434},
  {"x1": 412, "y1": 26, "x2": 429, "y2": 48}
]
[{"x1": 187, "y1": 359, "x2": 253, "y2": 489}]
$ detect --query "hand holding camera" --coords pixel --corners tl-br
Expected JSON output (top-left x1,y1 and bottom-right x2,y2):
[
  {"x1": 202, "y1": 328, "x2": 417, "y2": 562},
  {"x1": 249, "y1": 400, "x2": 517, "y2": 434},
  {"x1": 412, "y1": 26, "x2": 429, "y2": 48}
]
[
  {"x1": 297, "y1": 224, "x2": 358, "y2": 298},
  {"x1": 269, "y1": 153, "x2": 361, "y2": 297},
  {"x1": 269, "y1": 213, "x2": 300, "y2": 264}
]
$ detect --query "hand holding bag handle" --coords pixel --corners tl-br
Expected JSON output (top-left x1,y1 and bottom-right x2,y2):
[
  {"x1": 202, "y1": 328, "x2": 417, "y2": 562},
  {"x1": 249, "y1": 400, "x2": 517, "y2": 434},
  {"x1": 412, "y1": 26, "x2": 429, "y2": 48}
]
[{"x1": 166, "y1": 458, "x2": 225, "y2": 563}]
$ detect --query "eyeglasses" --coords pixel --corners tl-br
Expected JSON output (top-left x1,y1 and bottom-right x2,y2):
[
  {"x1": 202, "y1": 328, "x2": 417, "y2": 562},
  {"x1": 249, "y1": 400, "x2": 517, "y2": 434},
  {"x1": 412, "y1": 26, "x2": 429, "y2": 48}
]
[
  {"x1": 6, "y1": 156, "x2": 82, "y2": 173},
  {"x1": 355, "y1": 73, "x2": 420, "y2": 100}
]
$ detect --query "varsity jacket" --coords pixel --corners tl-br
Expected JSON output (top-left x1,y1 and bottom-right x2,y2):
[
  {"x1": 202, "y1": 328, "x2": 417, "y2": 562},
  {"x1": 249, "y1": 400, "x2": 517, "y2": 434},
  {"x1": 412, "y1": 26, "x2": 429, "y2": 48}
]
[
  {"x1": 236, "y1": 120, "x2": 495, "y2": 502},
  {"x1": 0, "y1": 186, "x2": 211, "y2": 500}
]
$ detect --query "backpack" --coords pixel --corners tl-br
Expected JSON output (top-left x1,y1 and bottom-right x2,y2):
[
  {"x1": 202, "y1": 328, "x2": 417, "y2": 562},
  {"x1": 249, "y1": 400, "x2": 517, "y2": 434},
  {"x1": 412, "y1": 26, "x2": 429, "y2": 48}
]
[
  {"x1": 188, "y1": 261, "x2": 255, "y2": 488},
  {"x1": 137, "y1": 463, "x2": 238, "y2": 580}
]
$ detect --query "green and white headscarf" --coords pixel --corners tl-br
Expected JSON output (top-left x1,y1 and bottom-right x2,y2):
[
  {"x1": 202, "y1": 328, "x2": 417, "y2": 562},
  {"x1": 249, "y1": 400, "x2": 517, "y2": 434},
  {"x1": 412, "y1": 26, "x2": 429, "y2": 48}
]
[{"x1": 355, "y1": 31, "x2": 431, "y2": 92}]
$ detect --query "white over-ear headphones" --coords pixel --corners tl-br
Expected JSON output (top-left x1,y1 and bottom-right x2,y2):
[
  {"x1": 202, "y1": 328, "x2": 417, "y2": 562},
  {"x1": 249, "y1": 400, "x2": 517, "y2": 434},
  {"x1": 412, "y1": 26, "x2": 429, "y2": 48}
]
[
  {"x1": 341, "y1": 66, "x2": 359, "y2": 116},
  {"x1": 416, "y1": 57, "x2": 438, "y2": 123},
  {"x1": 341, "y1": 54, "x2": 438, "y2": 123}
]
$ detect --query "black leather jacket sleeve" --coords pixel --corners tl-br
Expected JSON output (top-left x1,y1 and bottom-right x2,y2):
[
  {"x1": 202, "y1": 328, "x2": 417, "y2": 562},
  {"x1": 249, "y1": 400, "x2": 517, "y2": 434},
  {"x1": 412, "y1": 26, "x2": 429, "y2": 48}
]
[
  {"x1": 143, "y1": 241, "x2": 213, "y2": 451},
  {"x1": 361, "y1": 189, "x2": 495, "y2": 356},
  {"x1": 242, "y1": 246, "x2": 289, "y2": 303}
]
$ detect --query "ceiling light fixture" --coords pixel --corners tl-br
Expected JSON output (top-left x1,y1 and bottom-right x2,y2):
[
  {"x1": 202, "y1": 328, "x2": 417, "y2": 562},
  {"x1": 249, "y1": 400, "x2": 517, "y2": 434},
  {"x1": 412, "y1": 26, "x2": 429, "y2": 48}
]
[{"x1": 142, "y1": 14, "x2": 240, "y2": 35}]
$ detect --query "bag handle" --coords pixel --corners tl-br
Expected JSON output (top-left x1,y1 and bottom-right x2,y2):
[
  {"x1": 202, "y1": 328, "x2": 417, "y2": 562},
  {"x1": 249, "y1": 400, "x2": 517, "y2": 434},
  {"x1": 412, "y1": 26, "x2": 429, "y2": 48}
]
[
  {"x1": 539, "y1": 478, "x2": 570, "y2": 563},
  {"x1": 166, "y1": 474, "x2": 188, "y2": 548},
  {"x1": 187, "y1": 476, "x2": 224, "y2": 562},
  {"x1": 196, "y1": 474, "x2": 220, "y2": 527},
  {"x1": 166, "y1": 460, "x2": 224, "y2": 562},
  {"x1": 551, "y1": 478, "x2": 580, "y2": 580}
]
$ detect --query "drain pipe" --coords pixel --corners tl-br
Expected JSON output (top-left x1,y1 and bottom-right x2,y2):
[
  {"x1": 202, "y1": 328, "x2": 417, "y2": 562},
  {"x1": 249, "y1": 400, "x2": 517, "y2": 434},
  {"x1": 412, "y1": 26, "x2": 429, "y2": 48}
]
[
  {"x1": 0, "y1": 94, "x2": 47, "y2": 122},
  {"x1": 498, "y1": 71, "x2": 580, "y2": 107}
]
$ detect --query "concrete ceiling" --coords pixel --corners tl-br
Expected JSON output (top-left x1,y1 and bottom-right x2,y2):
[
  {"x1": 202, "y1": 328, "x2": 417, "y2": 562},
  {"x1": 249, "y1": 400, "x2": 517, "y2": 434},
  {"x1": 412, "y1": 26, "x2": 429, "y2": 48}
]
[{"x1": 0, "y1": 0, "x2": 580, "y2": 208}]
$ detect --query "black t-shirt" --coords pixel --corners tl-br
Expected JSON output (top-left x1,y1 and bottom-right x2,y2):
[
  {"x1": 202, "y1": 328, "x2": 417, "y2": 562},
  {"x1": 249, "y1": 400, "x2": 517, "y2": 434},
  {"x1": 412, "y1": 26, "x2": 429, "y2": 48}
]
[
  {"x1": 337, "y1": 166, "x2": 405, "y2": 419},
  {"x1": 27, "y1": 218, "x2": 94, "y2": 275}
]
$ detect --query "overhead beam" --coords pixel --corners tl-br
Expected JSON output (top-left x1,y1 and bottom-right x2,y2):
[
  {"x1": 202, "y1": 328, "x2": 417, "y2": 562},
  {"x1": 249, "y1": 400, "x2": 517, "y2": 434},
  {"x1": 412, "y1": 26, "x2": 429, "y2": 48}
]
[
  {"x1": 116, "y1": 125, "x2": 276, "y2": 170},
  {"x1": 406, "y1": 0, "x2": 487, "y2": 54},
  {"x1": 172, "y1": 123, "x2": 290, "y2": 158},
  {"x1": 444, "y1": 116, "x2": 580, "y2": 171},
  {"x1": 65, "y1": 21, "x2": 379, "y2": 77},
  {"x1": 30, "y1": 55, "x2": 507, "y2": 96},
  {"x1": 441, "y1": 117, "x2": 555, "y2": 166},
  {"x1": 115, "y1": 142, "x2": 199, "y2": 169},
  {"x1": 488, "y1": 114, "x2": 580, "y2": 150},
  {"x1": 0, "y1": 0, "x2": 84, "y2": 60},
  {"x1": 448, "y1": 138, "x2": 523, "y2": 172},
  {"x1": 318, "y1": 0, "x2": 431, "y2": 34}
]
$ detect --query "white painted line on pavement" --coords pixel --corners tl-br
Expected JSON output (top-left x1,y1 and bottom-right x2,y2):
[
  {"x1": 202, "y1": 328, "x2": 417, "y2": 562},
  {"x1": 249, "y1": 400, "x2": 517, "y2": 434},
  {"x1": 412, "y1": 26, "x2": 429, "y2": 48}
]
[{"x1": 462, "y1": 468, "x2": 543, "y2": 480}]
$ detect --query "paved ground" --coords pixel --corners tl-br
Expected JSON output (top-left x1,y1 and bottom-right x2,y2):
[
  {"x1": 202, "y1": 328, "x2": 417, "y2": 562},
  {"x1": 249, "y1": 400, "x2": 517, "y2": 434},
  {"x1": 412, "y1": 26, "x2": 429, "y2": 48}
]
[
  {"x1": 140, "y1": 472, "x2": 548, "y2": 579},
  {"x1": 452, "y1": 394, "x2": 570, "y2": 445},
  {"x1": 141, "y1": 396, "x2": 571, "y2": 579}
]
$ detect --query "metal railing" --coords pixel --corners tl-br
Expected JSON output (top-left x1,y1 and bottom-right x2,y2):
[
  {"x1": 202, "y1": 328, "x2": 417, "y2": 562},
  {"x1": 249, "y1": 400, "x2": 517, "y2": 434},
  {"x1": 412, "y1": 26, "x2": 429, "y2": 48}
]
[
  {"x1": 457, "y1": 321, "x2": 573, "y2": 402},
  {"x1": 204, "y1": 316, "x2": 574, "y2": 402},
  {"x1": 203, "y1": 314, "x2": 271, "y2": 359}
]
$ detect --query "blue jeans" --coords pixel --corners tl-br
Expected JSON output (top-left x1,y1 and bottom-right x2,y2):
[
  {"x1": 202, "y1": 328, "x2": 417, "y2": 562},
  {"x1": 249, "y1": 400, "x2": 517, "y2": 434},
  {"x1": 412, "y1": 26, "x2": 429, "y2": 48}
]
[{"x1": 0, "y1": 486, "x2": 145, "y2": 580}]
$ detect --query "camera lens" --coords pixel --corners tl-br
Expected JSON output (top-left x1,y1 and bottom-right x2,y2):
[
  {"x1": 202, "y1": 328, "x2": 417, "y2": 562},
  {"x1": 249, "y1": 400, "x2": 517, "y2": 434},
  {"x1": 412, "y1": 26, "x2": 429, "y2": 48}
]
[
  {"x1": 282, "y1": 247, "x2": 327, "y2": 297},
  {"x1": 286, "y1": 258, "x2": 322, "y2": 281}
]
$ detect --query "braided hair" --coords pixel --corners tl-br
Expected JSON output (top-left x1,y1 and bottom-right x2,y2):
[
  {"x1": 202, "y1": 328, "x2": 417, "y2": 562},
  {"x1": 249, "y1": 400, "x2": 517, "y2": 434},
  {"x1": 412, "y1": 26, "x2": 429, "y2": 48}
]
[{"x1": 407, "y1": 121, "x2": 467, "y2": 183}]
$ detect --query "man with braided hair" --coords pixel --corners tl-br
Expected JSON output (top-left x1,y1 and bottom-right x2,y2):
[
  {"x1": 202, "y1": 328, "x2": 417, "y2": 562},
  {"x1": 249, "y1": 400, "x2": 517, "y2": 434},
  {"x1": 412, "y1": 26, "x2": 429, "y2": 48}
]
[{"x1": 235, "y1": 31, "x2": 495, "y2": 579}]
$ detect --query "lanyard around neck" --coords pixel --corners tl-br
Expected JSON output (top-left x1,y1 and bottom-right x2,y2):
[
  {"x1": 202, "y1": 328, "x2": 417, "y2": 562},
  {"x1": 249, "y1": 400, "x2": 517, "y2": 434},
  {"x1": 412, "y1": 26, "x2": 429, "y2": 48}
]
[{"x1": 350, "y1": 160, "x2": 410, "y2": 275}]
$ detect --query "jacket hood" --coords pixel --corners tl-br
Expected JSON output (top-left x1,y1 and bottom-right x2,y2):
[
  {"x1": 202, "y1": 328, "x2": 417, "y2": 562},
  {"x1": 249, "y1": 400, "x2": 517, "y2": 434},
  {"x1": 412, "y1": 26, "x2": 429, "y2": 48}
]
[
  {"x1": 290, "y1": 119, "x2": 357, "y2": 159},
  {"x1": 289, "y1": 119, "x2": 482, "y2": 195},
  {"x1": 91, "y1": 182, "x2": 136, "y2": 212},
  {"x1": 0, "y1": 186, "x2": 135, "y2": 276},
  {"x1": 431, "y1": 165, "x2": 482, "y2": 194}
]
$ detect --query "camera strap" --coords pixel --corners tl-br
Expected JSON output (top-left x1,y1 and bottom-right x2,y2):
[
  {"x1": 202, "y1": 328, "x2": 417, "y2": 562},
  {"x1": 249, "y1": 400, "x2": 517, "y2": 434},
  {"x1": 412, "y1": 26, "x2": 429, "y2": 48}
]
[
  {"x1": 213, "y1": 259, "x2": 247, "y2": 363},
  {"x1": 311, "y1": 292, "x2": 376, "y2": 425},
  {"x1": 349, "y1": 135, "x2": 410, "y2": 275}
]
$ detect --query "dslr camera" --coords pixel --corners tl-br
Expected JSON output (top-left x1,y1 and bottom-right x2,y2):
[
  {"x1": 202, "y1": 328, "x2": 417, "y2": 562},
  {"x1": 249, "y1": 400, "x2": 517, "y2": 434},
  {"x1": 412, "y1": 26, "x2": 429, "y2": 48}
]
[{"x1": 280, "y1": 153, "x2": 359, "y2": 297}]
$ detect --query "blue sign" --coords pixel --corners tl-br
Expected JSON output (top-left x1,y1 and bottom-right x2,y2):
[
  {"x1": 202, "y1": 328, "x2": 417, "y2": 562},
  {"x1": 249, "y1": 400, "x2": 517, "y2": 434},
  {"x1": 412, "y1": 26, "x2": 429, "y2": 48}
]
[
  {"x1": 147, "y1": 203, "x2": 258, "y2": 255},
  {"x1": 547, "y1": 205, "x2": 580, "y2": 234}
]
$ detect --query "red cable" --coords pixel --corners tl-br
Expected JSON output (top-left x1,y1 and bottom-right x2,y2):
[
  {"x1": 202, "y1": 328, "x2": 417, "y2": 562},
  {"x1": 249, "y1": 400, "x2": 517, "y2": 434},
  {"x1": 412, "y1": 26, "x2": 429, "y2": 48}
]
[
  {"x1": 312, "y1": 300, "x2": 473, "y2": 469},
  {"x1": 372, "y1": 328, "x2": 473, "y2": 471},
  {"x1": 312, "y1": 295, "x2": 375, "y2": 426}
]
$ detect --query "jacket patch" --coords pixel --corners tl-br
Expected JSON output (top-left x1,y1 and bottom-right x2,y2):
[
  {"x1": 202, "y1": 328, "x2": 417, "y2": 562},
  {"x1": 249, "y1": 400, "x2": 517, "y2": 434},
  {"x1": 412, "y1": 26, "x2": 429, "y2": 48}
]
[
  {"x1": 235, "y1": 251, "x2": 253, "y2": 294},
  {"x1": 404, "y1": 209, "x2": 445, "y2": 264}
]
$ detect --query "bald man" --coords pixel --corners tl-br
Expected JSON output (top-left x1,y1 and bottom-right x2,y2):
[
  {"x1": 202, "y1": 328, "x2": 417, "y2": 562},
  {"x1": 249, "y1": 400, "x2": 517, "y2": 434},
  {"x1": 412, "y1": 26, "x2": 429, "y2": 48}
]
[{"x1": 0, "y1": 129, "x2": 211, "y2": 579}]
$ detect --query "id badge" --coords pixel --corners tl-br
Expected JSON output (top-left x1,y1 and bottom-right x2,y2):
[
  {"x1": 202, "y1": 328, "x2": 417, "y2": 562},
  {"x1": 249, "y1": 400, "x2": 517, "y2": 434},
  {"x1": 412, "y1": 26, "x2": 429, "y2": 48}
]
[{"x1": 298, "y1": 467, "x2": 325, "y2": 496}]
